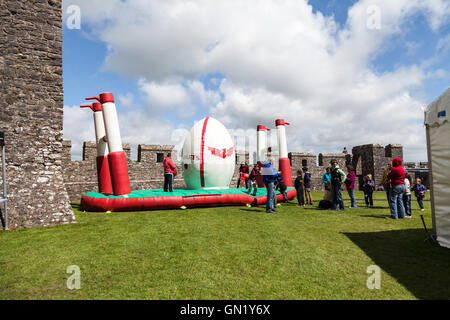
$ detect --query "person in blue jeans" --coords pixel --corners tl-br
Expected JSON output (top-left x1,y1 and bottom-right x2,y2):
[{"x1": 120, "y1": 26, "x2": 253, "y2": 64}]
[
  {"x1": 303, "y1": 168, "x2": 313, "y2": 205},
  {"x1": 411, "y1": 177, "x2": 427, "y2": 211},
  {"x1": 330, "y1": 160, "x2": 346, "y2": 211},
  {"x1": 262, "y1": 160, "x2": 279, "y2": 213},
  {"x1": 387, "y1": 157, "x2": 406, "y2": 219},
  {"x1": 322, "y1": 167, "x2": 331, "y2": 191},
  {"x1": 363, "y1": 174, "x2": 375, "y2": 208},
  {"x1": 345, "y1": 165, "x2": 357, "y2": 208},
  {"x1": 403, "y1": 174, "x2": 412, "y2": 218},
  {"x1": 390, "y1": 184, "x2": 406, "y2": 219}
]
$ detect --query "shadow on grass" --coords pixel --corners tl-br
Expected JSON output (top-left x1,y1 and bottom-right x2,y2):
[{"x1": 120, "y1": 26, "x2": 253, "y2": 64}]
[
  {"x1": 239, "y1": 208, "x2": 265, "y2": 213},
  {"x1": 358, "y1": 214, "x2": 389, "y2": 219},
  {"x1": 344, "y1": 229, "x2": 450, "y2": 299}
]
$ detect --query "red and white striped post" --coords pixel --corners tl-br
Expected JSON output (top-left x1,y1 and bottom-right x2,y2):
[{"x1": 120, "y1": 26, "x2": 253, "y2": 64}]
[
  {"x1": 80, "y1": 102, "x2": 113, "y2": 194},
  {"x1": 86, "y1": 93, "x2": 131, "y2": 195},
  {"x1": 275, "y1": 119, "x2": 292, "y2": 187},
  {"x1": 256, "y1": 125, "x2": 270, "y2": 187}
]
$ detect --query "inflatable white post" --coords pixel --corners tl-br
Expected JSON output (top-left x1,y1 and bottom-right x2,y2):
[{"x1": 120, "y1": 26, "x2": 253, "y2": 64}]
[
  {"x1": 275, "y1": 119, "x2": 292, "y2": 187},
  {"x1": 257, "y1": 125, "x2": 271, "y2": 162},
  {"x1": 256, "y1": 125, "x2": 271, "y2": 187},
  {"x1": 86, "y1": 93, "x2": 131, "y2": 195},
  {"x1": 80, "y1": 102, "x2": 113, "y2": 194}
]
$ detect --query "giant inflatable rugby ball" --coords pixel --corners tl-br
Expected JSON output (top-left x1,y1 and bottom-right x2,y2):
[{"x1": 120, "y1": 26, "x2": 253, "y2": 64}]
[{"x1": 181, "y1": 117, "x2": 236, "y2": 189}]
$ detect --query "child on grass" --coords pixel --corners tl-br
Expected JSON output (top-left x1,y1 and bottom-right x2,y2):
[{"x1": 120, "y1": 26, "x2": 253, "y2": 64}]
[
  {"x1": 403, "y1": 174, "x2": 412, "y2": 218},
  {"x1": 303, "y1": 167, "x2": 313, "y2": 205},
  {"x1": 363, "y1": 174, "x2": 375, "y2": 208},
  {"x1": 411, "y1": 177, "x2": 427, "y2": 212},
  {"x1": 248, "y1": 164, "x2": 260, "y2": 196},
  {"x1": 295, "y1": 170, "x2": 305, "y2": 206},
  {"x1": 275, "y1": 175, "x2": 288, "y2": 202}
]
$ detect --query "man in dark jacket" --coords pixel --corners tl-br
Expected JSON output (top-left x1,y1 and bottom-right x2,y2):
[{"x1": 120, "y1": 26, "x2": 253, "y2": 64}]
[
  {"x1": 330, "y1": 160, "x2": 346, "y2": 211},
  {"x1": 387, "y1": 157, "x2": 406, "y2": 219},
  {"x1": 295, "y1": 170, "x2": 305, "y2": 206}
]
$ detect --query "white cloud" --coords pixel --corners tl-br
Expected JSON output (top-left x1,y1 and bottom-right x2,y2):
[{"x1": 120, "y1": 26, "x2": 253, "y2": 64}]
[
  {"x1": 117, "y1": 92, "x2": 135, "y2": 108},
  {"x1": 139, "y1": 80, "x2": 189, "y2": 107},
  {"x1": 62, "y1": 0, "x2": 450, "y2": 162}
]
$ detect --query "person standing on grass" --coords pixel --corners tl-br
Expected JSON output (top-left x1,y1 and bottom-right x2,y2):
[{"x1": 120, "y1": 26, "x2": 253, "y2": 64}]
[
  {"x1": 163, "y1": 153, "x2": 177, "y2": 192},
  {"x1": 403, "y1": 174, "x2": 412, "y2": 218},
  {"x1": 236, "y1": 164, "x2": 244, "y2": 188},
  {"x1": 248, "y1": 164, "x2": 260, "y2": 196},
  {"x1": 411, "y1": 177, "x2": 427, "y2": 212},
  {"x1": 262, "y1": 160, "x2": 279, "y2": 213},
  {"x1": 363, "y1": 174, "x2": 375, "y2": 208},
  {"x1": 243, "y1": 163, "x2": 250, "y2": 189},
  {"x1": 295, "y1": 169, "x2": 305, "y2": 206},
  {"x1": 303, "y1": 167, "x2": 313, "y2": 205},
  {"x1": 322, "y1": 167, "x2": 331, "y2": 191},
  {"x1": 380, "y1": 163, "x2": 392, "y2": 205},
  {"x1": 330, "y1": 160, "x2": 346, "y2": 211},
  {"x1": 275, "y1": 175, "x2": 288, "y2": 202},
  {"x1": 345, "y1": 165, "x2": 357, "y2": 208},
  {"x1": 387, "y1": 157, "x2": 406, "y2": 219}
]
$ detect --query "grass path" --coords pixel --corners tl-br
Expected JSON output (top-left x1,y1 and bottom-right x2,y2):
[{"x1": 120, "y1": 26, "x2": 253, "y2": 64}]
[{"x1": 0, "y1": 191, "x2": 449, "y2": 300}]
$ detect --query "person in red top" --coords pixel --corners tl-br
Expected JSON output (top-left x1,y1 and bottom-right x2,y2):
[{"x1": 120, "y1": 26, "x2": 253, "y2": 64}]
[
  {"x1": 163, "y1": 153, "x2": 177, "y2": 192},
  {"x1": 247, "y1": 164, "x2": 261, "y2": 196},
  {"x1": 387, "y1": 157, "x2": 406, "y2": 219}
]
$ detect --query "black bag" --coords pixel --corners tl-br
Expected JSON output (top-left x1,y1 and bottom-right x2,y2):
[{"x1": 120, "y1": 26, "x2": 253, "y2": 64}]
[
  {"x1": 331, "y1": 168, "x2": 342, "y2": 186},
  {"x1": 319, "y1": 200, "x2": 332, "y2": 209}
]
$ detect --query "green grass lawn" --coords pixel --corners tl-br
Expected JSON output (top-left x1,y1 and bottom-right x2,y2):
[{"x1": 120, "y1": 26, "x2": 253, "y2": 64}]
[{"x1": 1, "y1": 191, "x2": 449, "y2": 300}]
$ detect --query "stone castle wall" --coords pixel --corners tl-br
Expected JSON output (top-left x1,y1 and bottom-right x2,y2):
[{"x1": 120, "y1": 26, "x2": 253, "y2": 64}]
[{"x1": 0, "y1": 0, "x2": 74, "y2": 229}]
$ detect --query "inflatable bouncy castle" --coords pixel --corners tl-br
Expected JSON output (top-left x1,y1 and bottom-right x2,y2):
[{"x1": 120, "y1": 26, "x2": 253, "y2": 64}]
[{"x1": 80, "y1": 92, "x2": 296, "y2": 212}]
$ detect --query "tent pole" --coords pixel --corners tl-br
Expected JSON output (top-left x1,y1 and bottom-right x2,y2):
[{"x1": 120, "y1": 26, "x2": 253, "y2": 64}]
[{"x1": 426, "y1": 124, "x2": 437, "y2": 238}]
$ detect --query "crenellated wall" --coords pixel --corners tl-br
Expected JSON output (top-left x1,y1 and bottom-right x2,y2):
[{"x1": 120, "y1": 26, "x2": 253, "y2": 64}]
[
  {"x1": 62, "y1": 141, "x2": 249, "y2": 201},
  {"x1": 62, "y1": 140, "x2": 427, "y2": 201}
]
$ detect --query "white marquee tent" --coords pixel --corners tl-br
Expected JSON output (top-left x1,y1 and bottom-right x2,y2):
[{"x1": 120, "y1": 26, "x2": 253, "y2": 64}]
[{"x1": 425, "y1": 87, "x2": 450, "y2": 249}]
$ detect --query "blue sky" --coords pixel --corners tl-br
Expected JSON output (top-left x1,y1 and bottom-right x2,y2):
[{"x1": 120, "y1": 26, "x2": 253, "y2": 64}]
[{"x1": 62, "y1": 0, "x2": 450, "y2": 161}]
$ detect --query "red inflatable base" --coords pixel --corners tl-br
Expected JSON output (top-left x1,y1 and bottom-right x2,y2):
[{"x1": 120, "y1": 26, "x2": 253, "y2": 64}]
[
  {"x1": 96, "y1": 155, "x2": 113, "y2": 194},
  {"x1": 279, "y1": 157, "x2": 293, "y2": 187},
  {"x1": 108, "y1": 151, "x2": 131, "y2": 195},
  {"x1": 81, "y1": 188, "x2": 297, "y2": 212}
]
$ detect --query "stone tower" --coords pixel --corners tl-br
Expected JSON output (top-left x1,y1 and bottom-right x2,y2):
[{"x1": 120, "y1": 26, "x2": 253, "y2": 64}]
[{"x1": 0, "y1": 0, "x2": 74, "y2": 229}]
